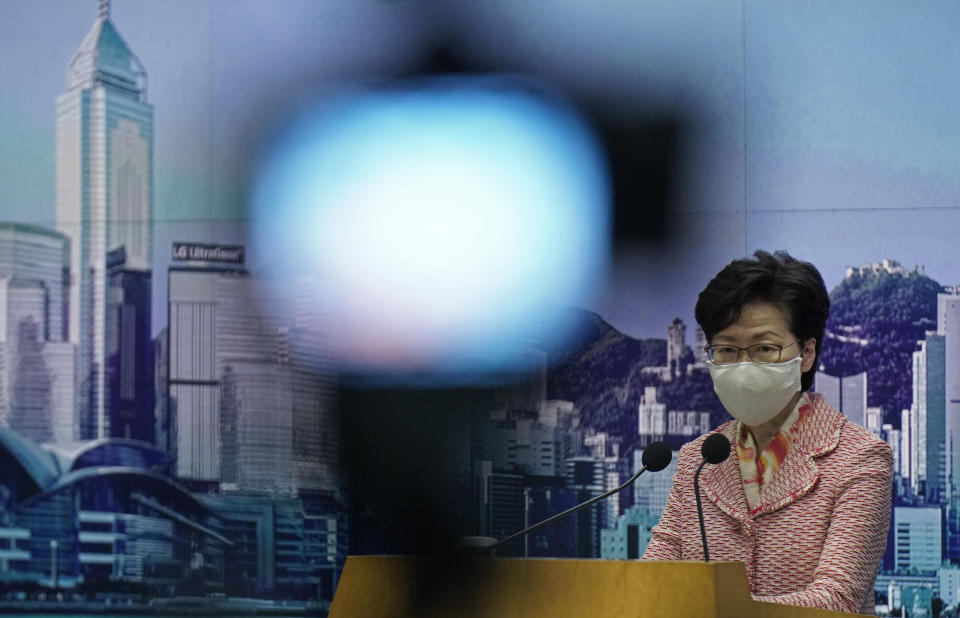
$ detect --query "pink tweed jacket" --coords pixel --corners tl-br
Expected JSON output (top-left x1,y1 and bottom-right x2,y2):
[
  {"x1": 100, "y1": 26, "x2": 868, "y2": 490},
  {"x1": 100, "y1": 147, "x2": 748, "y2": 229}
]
[{"x1": 642, "y1": 392, "x2": 893, "y2": 615}]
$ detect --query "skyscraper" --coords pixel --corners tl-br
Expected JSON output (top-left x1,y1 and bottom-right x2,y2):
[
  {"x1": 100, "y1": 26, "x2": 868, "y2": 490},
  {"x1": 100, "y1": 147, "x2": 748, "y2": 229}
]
[
  {"x1": 217, "y1": 274, "x2": 293, "y2": 494},
  {"x1": 814, "y1": 371, "x2": 867, "y2": 428},
  {"x1": 842, "y1": 373, "x2": 868, "y2": 428},
  {"x1": 168, "y1": 267, "x2": 222, "y2": 483},
  {"x1": 935, "y1": 292, "x2": 960, "y2": 562},
  {"x1": 0, "y1": 223, "x2": 75, "y2": 442},
  {"x1": 168, "y1": 248, "x2": 299, "y2": 494},
  {"x1": 0, "y1": 279, "x2": 50, "y2": 440},
  {"x1": 290, "y1": 281, "x2": 340, "y2": 498},
  {"x1": 106, "y1": 247, "x2": 153, "y2": 442},
  {"x1": 910, "y1": 348, "x2": 926, "y2": 490},
  {"x1": 0, "y1": 223, "x2": 70, "y2": 342},
  {"x1": 910, "y1": 334, "x2": 946, "y2": 501},
  {"x1": 901, "y1": 410, "x2": 912, "y2": 487},
  {"x1": 939, "y1": 293, "x2": 960, "y2": 499},
  {"x1": 937, "y1": 294, "x2": 960, "y2": 498},
  {"x1": 56, "y1": 2, "x2": 153, "y2": 439},
  {"x1": 925, "y1": 334, "x2": 947, "y2": 503}
]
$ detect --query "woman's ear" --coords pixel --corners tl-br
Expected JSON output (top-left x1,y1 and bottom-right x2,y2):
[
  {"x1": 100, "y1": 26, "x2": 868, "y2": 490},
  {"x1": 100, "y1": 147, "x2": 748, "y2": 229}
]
[{"x1": 800, "y1": 338, "x2": 817, "y2": 373}]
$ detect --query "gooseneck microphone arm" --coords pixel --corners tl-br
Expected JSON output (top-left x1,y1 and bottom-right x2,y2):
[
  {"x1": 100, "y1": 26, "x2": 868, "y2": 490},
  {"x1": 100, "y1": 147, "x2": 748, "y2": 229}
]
[
  {"x1": 693, "y1": 459, "x2": 711, "y2": 562},
  {"x1": 694, "y1": 433, "x2": 732, "y2": 563},
  {"x1": 483, "y1": 441, "x2": 672, "y2": 555}
]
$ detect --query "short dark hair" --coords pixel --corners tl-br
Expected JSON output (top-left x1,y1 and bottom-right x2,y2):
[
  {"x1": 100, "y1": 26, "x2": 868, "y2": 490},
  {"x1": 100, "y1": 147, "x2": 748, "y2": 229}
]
[{"x1": 694, "y1": 250, "x2": 830, "y2": 392}]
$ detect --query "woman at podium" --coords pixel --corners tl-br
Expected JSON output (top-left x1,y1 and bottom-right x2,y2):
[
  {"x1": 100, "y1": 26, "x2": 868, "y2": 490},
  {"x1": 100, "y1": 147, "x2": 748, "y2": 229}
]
[{"x1": 642, "y1": 250, "x2": 893, "y2": 616}]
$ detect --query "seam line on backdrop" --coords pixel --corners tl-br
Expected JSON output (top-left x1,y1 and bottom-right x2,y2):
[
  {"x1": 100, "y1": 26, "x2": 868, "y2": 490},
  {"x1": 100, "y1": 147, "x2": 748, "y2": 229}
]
[
  {"x1": 45, "y1": 204, "x2": 960, "y2": 230},
  {"x1": 745, "y1": 205, "x2": 960, "y2": 214},
  {"x1": 208, "y1": 0, "x2": 215, "y2": 244},
  {"x1": 741, "y1": 0, "x2": 748, "y2": 254}
]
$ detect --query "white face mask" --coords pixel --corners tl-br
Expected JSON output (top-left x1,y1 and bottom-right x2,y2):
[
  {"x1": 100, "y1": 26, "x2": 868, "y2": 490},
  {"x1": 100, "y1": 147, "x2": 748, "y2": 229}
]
[{"x1": 706, "y1": 356, "x2": 803, "y2": 426}]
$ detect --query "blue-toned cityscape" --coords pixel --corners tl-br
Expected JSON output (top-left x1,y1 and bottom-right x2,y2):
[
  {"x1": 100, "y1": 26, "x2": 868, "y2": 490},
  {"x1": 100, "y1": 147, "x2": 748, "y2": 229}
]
[
  {"x1": 0, "y1": 3, "x2": 345, "y2": 612},
  {"x1": 3, "y1": 3, "x2": 960, "y2": 618}
]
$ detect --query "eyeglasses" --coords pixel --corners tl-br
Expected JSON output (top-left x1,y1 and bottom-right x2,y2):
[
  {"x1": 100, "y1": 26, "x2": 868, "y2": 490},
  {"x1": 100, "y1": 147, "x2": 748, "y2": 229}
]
[{"x1": 705, "y1": 340, "x2": 801, "y2": 365}]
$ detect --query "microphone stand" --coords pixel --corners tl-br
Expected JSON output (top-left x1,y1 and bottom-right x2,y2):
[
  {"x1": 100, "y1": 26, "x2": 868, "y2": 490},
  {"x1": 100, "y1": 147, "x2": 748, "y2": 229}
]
[
  {"x1": 693, "y1": 459, "x2": 711, "y2": 562},
  {"x1": 694, "y1": 433, "x2": 731, "y2": 562},
  {"x1": 483, "y1": 463, "x2": 656, "y2": 555}
]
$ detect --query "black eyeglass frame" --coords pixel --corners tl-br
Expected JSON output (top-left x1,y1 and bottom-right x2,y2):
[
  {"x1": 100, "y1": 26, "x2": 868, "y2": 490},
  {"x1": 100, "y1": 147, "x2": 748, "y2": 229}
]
[{"x1": 704, "y1": 339, "x2": 802, "y2": 364}]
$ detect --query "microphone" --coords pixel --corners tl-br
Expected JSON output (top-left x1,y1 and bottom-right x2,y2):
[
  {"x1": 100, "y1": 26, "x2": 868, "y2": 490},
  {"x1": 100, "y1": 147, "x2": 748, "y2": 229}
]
[
  {"x1": 693, "y1": 433, "x2": 731, "y2": 562},
  {"x1": 479, "y1": 441, "x2": 672, "y2": 555},
  {"x1": 641, "y1": 440, "x2": 673, "y2": 472}
]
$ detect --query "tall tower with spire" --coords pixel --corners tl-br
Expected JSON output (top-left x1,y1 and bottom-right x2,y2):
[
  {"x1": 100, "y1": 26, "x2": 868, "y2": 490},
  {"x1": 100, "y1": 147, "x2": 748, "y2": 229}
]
[{"x1": 56, "y1": 1, "x2": 153, "y2": 439}]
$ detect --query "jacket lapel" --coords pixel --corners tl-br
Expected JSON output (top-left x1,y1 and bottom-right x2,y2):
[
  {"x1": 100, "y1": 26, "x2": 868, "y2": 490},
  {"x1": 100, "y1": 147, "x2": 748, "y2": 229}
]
[
  {"x1": 751, "y1": 443, "x2": 820, "y2": 515},
  {"x1": 749, "y1": 393, "x2": 845, "y2": 517},
  {"x1": 700, "y1": 393, "x2": 846, "y2": 520},
  {"x1": 700, "y1": 422, "x2": 751, "y2": 523}
]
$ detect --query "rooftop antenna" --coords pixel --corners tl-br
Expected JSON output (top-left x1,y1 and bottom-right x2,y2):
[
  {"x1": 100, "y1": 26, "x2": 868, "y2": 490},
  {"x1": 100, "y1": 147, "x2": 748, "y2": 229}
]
[{"x1": 99, "y1": 0, "x2": 110, "y2": 19}]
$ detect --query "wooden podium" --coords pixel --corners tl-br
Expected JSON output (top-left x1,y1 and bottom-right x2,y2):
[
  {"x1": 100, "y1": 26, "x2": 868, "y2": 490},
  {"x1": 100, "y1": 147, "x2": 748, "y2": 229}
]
[{"x1": 329, "y1": 556, "x2": 856, "y2": 617}]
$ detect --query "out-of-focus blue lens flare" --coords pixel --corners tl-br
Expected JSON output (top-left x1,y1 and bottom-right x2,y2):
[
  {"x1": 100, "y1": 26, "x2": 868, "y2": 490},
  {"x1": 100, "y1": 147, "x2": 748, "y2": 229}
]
[{"x1": 251, "y1": 77, "x2": 610, "y2": 377}]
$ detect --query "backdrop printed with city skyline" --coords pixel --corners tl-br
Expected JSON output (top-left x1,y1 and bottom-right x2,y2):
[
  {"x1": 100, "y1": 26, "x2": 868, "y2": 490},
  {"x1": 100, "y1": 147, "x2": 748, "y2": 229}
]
[{"x1": 1, "y1": 1, "x2": 959, "y2": 614}]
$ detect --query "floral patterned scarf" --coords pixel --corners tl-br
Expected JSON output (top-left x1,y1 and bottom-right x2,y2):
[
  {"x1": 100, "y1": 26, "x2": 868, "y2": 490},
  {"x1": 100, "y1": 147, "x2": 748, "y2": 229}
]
[{"x1": 736, "y1": 392, "x2": 812, "y2": 513}]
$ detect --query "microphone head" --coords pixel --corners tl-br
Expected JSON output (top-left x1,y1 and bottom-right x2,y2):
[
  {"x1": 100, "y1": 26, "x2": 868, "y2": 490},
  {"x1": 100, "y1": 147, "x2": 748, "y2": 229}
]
[
  {"x1": 701, "y1": 433, "x2": 731, "y2": 464},
  {"x1": 641, "y1": 441, "x2": 672, "y2": 472}
]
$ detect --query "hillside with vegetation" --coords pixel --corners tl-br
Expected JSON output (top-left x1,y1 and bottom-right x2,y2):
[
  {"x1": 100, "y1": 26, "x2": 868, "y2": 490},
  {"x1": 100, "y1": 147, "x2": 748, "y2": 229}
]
[
  {"x1": 547, "y1": 309, "x2": 725, "y2": 448},
  {"x1": 819, "y1": 265, "x2": 943, "y2": 424}
]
